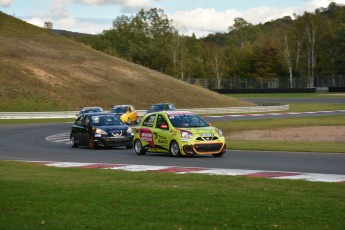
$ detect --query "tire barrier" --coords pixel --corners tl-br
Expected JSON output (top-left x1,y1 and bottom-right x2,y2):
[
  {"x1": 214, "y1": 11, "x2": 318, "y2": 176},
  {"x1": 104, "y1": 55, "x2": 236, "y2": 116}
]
[{"x1": 329, "y1": 87, "x2": 345, "y2": 92}]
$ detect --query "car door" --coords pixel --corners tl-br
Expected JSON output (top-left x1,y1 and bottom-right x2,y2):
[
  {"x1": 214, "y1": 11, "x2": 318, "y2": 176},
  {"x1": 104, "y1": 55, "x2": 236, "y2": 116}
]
[
  {"x1": 71, "y1": 115, "x2": 84, "y2": 143},
  {"x1": 128, "y1": 105, "x2": 137, "y2": 123},
  {"x1": 79, "y1": 115, "x2": 91, "y2": 146},
  {"x1": 138, "y1": 114, "x2": 156, "y2": 149},
  {"x1": 126, "y1": 106, "x2": 133, "y2": 123},
  {"x1": 152, "y1": 114, "x2": 170, "y2": 152}
]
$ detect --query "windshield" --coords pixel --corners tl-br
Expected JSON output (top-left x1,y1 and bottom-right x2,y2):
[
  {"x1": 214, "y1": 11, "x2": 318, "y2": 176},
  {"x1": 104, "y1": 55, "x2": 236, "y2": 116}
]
[
  {"x1": 91, "y1": 114, "x2": 123, "y2": 126},
  {"x1": 150, "y1": 104, "x2": 165, "y2": 111},
  {"x1": 80, "y1": 108, "x2": 101, "y2": 114},
  {"x1": 167, "y1": 113, "x2": 209, "y2": 128},
  {"x1": 149, "y1": 104, "x2": 175, "y2": 112},
  {"x1": 111, "y1": 107, "x2": 127, "y2": 114}
]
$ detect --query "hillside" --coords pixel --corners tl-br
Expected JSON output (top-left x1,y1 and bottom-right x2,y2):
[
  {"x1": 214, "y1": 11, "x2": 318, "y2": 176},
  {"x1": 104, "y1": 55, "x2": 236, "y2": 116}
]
[{"x1": 0, "y1": 12, "x2": 252, "y2": 111}]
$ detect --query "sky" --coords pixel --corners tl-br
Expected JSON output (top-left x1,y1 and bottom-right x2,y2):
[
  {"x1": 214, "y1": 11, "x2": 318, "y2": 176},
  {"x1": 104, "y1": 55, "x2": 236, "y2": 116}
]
[{"x1": 1, "y1": 0, "x2": 345, "y2": 37}]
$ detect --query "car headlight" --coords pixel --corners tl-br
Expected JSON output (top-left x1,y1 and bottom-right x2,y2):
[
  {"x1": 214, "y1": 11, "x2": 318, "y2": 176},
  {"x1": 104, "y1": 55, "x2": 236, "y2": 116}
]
[
  {"x1": 95, "y1": 128, "x2": 107, "y2": 135},
  {"x1": 180, "y1": 130, "x2": 194, "y2": 140},
  {"x1": 216, "y1": 128, "x2": 223, "y2": 137},
  {"x1": 127, "y1": 127, "x2": 133, "y2": 134}
]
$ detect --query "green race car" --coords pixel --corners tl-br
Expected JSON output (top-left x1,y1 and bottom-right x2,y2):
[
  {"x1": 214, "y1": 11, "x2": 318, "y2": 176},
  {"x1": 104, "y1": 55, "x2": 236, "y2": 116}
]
[{"x1": 133, "y1": 111, "x2": 226, "y2": 157}]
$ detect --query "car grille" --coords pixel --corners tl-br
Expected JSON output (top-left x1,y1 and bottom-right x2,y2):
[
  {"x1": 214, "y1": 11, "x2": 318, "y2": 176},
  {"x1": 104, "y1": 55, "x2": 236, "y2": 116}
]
[
  {"x1": 193, "y1": 143, "x2": 223, "y2": 153},
  {"x1": 110, "y1": 130, "x2": 124, "y2": 137},
  {"x1": 196, "y1": 136, "x2": 219, "y2": 141}
]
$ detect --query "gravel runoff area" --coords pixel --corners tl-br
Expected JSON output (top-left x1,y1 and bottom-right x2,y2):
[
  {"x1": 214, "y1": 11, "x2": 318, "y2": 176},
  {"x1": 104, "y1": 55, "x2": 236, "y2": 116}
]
[{"x1": 229, "y1": 126, "x2": 345, "y2": 142}]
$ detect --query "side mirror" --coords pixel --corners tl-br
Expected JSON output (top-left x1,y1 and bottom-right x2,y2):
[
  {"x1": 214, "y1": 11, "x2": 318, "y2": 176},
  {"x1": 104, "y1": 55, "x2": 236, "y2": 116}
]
[{"x1": 160, "y1": 124, "x2": 168, "y2": 129}]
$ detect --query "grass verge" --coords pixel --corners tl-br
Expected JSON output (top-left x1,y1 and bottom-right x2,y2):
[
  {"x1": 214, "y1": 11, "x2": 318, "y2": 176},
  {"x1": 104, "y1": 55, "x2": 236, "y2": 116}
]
[
  {"x1": 228, "y1": 140, "x2": 345, "y2": 153},
  {"x1": 214, "y1": 115, "x2": 345, "y2": 153},
  {"x1": 287, "y1": 103, "x2": 345, "y2": 112},
  {"x1": 1, "y1": 161, "x2": 344, "y2": 230}
]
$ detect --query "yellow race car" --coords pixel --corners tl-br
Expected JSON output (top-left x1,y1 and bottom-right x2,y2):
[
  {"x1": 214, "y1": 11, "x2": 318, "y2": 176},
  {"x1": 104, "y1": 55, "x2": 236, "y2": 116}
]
[
  {"x1": 111, "y1": 105, "x2": 139, "y2": 124},
  {"x1": 133, "y1": 111, "x2": 226, "y2": 157}
]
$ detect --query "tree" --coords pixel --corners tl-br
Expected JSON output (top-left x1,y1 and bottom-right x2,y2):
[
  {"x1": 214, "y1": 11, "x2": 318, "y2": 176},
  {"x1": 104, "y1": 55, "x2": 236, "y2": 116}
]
[
  {"x1": 228, "y1": 17, "x2": 253, "y2": 48},
  {"x1": 295, "y1": 12, "x2": 325, "y2": 87},
  {"x1": 253, "y1": 33, "x2": 286, "y2": 86},
  {"x1": 205, "y1": 43, "x2": 225, "y2": 89},
  {"x1": 44, "y1": 21, "x2": 53, "y2": 30},
  {"x1": 276, "y1": 23, "x2": 303, "y2": 88},
  {"x1": 99, "y1": 8, "x2": 176, "y2": 73}
]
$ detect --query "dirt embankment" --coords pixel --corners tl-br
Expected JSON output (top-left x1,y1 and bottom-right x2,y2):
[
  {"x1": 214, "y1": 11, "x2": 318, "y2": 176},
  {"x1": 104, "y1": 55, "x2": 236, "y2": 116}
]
[{"x1": 229, "y1": 126, "x2": 345, "y2": 142}]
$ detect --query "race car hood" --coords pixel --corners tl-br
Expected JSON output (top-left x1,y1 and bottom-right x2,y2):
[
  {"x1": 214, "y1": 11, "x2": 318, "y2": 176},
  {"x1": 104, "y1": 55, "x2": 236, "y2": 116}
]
[{"x1": 180, "y1": 127, "x2": 216, "y2": 135}]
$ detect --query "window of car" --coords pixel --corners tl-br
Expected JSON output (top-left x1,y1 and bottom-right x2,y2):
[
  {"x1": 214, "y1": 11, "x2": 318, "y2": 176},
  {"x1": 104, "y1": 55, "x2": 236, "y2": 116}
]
[
  {"x1": 156, "y1": 115, "x2": 168, "y2": 129},
  {"x1": 167, "y1": 104, "x2": 176, "y2": 110},
  {"x1": 112, "y1": 106, "x2": 127, "y2": 114},
  {"x1": 142, "y1": 114, "x2": 156, "y2": 127},
  {"x1": 168, "y1": 113, "x2": 208, "y2": 128},
  {"x1": 91, "y1": 114, "x2": 122, "y2": 126},
  {"x1": 83, "y1": 115, "x2": 90, "y2": 127},
  {"x1": 75, "y1": 115, "x2": 84, "y2": 126}
]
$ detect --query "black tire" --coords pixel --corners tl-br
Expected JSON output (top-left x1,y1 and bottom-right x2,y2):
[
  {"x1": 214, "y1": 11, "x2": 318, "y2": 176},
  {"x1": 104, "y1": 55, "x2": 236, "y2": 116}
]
[
  {"x1": 88, "y1": 136, "x2": 98, "y2": 149},
  {"x1": 126, "y1": 143, "x2": 133, "y2": 149},
  {"x1": 134, "y1": 139, "x2": 146, "y2": 155},
  {"x1": 170, "y1": 141, "x2": 181, "y2": 157},
  {"x1": 70, "y1": 136, "x2": 78, "y2": 148}
]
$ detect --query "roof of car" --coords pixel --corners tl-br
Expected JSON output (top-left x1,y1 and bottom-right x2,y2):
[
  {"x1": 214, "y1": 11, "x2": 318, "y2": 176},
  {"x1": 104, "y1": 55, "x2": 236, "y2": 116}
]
[
  {"x1": 79, "y1": 112, "x2": 116, "y2": 117},
  {"x1": 152, "y1": 103, "x2": 172, "y2": 105},
  {"x1": 81, "y1": 106, "x2": 102, "y2": 110},
  {"x1": 149, "y1": 110, "x2": 193, "y2": 116},
  {"x1": 113, "y1": 105, "x2": 129, "y2": 107}
]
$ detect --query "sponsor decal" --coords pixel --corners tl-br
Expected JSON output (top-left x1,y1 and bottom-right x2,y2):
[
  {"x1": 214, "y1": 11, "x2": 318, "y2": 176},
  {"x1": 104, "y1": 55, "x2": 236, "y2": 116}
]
[
  {"x1": 153, "y1": 132, "x2": 168, "y2": 145},
  {"x1": 199, "y1": 133, "x2": 213, "y2": 137},
  {"x1": 140, "y1": 128, "x2": 154, "y2": 147},
  {"x1": 166, "y1": 111, "x2": 194, "y2": 116}
]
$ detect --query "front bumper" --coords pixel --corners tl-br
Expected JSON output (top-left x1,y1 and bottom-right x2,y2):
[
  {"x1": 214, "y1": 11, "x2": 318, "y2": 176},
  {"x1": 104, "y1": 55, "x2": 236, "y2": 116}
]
[
  {"x1": 96, "y1": 136, "x2": 133, "y2": 147},
  {"x1": 182, "y1": 142, "x2": 226, "y2": 155}
]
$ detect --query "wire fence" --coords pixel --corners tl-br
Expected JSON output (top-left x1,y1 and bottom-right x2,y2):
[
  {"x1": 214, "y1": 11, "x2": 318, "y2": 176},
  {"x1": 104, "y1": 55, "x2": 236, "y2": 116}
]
[{"x1": 183, "y1": 76, "x2": 345, "y2": 89}]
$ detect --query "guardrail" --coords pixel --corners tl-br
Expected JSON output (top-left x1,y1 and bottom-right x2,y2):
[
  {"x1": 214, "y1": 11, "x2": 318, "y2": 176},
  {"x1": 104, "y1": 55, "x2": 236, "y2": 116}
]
[{"x1": 0, "y1": 104, "x2": 289, "y2": 119}]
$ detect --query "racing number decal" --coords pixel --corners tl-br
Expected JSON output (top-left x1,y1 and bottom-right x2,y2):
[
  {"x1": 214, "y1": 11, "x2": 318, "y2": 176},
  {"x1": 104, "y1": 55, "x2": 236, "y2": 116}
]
[{"x1": 139, "y1": 128, "x2": 155, "y2": 148}]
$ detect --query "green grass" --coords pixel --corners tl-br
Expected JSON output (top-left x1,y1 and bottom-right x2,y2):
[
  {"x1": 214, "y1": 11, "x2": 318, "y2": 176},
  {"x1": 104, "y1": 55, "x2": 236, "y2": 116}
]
[
  {"x1": 215, "y1": 115, "x2": 345, "y2": 131},
  {"x1": 228, "y1": 140, "x2": 345, "y2": 152},
  {"x1": 287, "y1": 103, "x2": 345, "y2": 112},
  {"x1": 215, "y1": 115, "x2": 345, "y2": 153},
  {"x1": 1, "y1": 161, "x2": 344, "y2": 230}
]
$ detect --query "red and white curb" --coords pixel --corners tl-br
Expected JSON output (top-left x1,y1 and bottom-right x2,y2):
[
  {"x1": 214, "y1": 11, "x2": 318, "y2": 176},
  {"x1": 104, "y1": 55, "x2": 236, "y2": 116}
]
[{"x1": 27, "y1": 161, "x2": 345, "y2": 183}]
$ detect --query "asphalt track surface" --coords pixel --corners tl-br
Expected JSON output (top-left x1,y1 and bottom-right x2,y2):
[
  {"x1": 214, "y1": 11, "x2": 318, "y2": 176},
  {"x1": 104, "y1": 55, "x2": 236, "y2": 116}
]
[
  {"x1": 0, "y1": 119, "x2": 344, "y2": 176},
  {"x1": 1, "y1": 97, "x2": 344, "y2": 177}
]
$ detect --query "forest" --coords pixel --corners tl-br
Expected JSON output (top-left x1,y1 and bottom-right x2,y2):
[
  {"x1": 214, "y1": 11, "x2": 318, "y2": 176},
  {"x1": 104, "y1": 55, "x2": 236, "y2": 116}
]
[{"x1": 73, "y1": 2, "x2": 345, "y2": 89}]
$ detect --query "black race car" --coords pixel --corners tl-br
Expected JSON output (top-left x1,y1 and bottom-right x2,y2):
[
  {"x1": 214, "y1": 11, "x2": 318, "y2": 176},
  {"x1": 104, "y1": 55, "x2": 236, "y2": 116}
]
[
  {"x1": 146, "y1": 103, "x2": 176, "y2": 114},
  {"x1": 70, "y1": 113, "x2": 133, "y2": 149}
]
